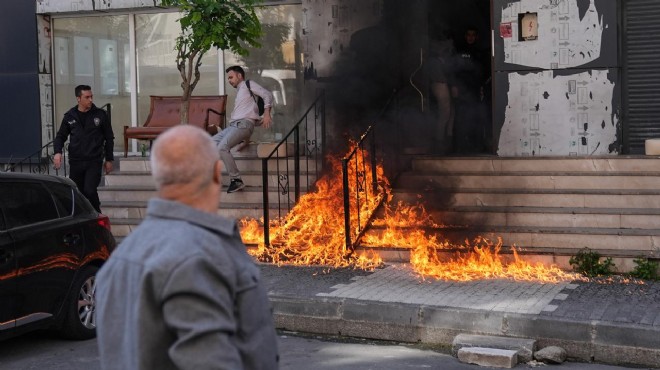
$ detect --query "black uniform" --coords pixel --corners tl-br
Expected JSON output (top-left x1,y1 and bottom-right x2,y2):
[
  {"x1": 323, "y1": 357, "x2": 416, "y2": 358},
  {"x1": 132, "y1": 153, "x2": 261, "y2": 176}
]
[
  {"x1": 54, "y1": 104, "x2": 114, "y2": 213},
  {"x1": 453, "y1": 42, "x2": 489, "y2": 153}
]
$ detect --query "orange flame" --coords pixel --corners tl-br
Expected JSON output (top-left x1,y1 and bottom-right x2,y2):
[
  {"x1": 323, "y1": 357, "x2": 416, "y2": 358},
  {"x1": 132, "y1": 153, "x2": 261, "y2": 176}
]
[{"x1": 241, "y1": 144, "x2": 578, "y2": 282}]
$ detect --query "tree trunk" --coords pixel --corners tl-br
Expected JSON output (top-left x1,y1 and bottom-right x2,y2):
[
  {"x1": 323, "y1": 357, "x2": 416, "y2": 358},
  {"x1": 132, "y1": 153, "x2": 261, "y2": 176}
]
[
  {"x1": 178, "y1": 52, "x2": 200, "y2": 124},
  {"x1": 180, "y1": 99, "x2": 190, "y2": 125}
]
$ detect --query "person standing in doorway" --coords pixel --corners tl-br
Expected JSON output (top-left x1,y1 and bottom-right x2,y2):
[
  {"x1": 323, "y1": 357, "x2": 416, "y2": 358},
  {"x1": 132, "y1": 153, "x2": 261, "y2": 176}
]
[
  {"x1": 453, "y1": 26, "x2": 489, "y2": 154},
  {"x1": 96, "y1": 125, "x2": 279, "y2": 370},
  {"x1": 427, "y1": 35, "x2": 457, "y2": 154},
  {"x1": 53, "y1": 85, "x2": 114, "y2": 213},
  {"x1": 213, "y1": 65, "x2": 274, "y2": 193}
]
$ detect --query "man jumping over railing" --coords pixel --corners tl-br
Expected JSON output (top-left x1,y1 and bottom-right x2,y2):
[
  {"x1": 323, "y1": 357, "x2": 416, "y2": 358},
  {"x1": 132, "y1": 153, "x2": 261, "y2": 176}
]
[{"x1": 213, "y1": 66, "x2": 273, "y2": 193}]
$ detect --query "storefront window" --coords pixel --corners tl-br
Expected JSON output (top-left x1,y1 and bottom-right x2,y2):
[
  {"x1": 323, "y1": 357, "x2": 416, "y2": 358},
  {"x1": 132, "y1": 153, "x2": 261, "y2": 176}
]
[
  {"x1": 51, "y1": 4, "x2": 303, "y2": 154},
  {"x1": 53, "y1": 16, "x2": 130, "y2": 153},
  {"x1": 135, "y1": 12, "x2": 219, "y2": 125}
]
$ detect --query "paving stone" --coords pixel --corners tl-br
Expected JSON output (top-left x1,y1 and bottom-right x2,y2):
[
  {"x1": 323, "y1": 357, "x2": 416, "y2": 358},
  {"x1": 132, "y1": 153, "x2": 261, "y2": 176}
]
[
  {"x1": 457, "y1": 347, "x2": 518, "y2": 368},
  {"x1": 452, "y1": 334, "x2": 535, "y2": 362}
]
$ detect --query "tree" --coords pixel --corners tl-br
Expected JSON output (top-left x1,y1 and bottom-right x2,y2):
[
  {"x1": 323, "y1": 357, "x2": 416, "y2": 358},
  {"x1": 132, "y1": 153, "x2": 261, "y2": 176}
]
[{"x1": 161, "y1": 0, "x2": 263, "y2": 123}]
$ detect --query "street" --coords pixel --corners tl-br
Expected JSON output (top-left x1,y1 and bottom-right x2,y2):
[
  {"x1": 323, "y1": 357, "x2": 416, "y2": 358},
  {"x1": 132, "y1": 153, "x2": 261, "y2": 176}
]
[{"x1": 0, "y1": 330, "x2": 645, "y2": 370}]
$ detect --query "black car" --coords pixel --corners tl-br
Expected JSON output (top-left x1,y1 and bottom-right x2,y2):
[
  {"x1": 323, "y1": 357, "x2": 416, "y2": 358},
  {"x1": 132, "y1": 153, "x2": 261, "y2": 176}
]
[{"x1": 0, "y1": 172, "x2": 116, "y2": 340}]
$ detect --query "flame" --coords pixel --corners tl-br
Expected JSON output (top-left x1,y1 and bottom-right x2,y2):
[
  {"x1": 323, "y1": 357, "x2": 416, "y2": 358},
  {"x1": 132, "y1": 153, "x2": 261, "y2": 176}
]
[
  {"x1": 243, "y1": 142, "x2": 383, "y2": 269},
  {"x1": 409, "y1": 237, "x2": 575, "y2": 282},
  {"x1": 241, "y1": 144, "x2": 579, "y2": 282}
]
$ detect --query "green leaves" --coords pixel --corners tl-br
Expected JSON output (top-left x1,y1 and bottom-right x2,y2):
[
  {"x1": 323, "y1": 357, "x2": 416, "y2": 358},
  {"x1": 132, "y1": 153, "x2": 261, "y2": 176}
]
[
  {"x1": 161, "y1": 0, "x2": 263, "y2": 58},
  {"x1": 160, "y1": 0, "x2": 264, "y2": 121},
  {"x1": 569, "y1": 248, "x2": 616, "y2": 277}
]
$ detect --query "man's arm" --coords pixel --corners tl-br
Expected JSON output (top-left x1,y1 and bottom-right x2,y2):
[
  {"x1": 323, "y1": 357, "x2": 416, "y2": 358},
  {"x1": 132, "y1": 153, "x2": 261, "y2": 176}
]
[
  {"x1": 100, "y1": 111, "x2": 114, "y2": 174},
  {"x1": 161, "y1": 256, "x2": 242, "y2": 370},
  {"x1": 53, "y1": 117, "x2": 71, "y2": 170}
]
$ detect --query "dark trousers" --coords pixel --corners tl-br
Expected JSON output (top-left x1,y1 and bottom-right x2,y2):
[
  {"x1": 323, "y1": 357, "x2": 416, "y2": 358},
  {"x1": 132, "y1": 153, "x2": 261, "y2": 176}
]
[
  {"x1": 454, "y1": 98, "x2": 486, "y2": 154},
  {"x1": 69, "y1": 160, "x2": 103, "y2": 213}
]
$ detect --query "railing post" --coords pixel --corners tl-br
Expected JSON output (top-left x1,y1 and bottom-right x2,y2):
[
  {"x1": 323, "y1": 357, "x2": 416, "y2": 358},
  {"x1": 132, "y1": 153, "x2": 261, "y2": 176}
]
[
  {"x1": 321, "y1": 93, "x2": 327, "y2": 169},
  {"x1": 370, "y1": 127, "x2": 378, "y2": 192},
  {"x1": 294, "y1": 126, "x2": 300, "y2": 202},
  {"x1": 342, "y1": 158, "x2": 352, "y2": 253},
  {"x1": 262, "y1": 158, "x2": 270, "y2": 247}
]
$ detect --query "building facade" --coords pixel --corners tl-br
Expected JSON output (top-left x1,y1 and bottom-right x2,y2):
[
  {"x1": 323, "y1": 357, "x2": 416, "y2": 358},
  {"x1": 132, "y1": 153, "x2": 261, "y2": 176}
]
[{"x1": 0, "y1": 0, "x2": 658, "y2": 160}]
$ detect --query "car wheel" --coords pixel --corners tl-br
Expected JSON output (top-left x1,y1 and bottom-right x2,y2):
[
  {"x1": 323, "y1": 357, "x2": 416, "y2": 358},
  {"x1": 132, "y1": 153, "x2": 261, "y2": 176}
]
[{"x1": 60, "y1": 265, "x2": 99, "y2": 340}]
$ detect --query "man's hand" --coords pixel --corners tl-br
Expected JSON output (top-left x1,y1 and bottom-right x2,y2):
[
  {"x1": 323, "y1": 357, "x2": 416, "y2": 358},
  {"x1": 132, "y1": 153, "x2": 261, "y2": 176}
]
[
  {"x1": 261, "y1": 108, "x2": 272, "y2": 129},
  {"x1": 104, "y1": 160, "x2": 113, "y2": 175},
  {"x1": 53, "y1": 153, "x2": 62, "y2": 170}
]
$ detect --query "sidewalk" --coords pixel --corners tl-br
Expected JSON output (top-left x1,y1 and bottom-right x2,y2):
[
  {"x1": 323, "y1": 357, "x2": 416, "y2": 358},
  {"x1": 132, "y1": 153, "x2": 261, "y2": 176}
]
[{"x1": 260, "y1": 263, "x2": 660, "y2": 368}]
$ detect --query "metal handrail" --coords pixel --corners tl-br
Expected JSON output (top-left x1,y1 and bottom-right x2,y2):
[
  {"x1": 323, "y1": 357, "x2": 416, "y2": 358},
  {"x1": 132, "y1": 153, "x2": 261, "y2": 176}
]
[
  {"x1": 3, "y1": 141, "x2": 67, "y2": 176},
  {"x1": 3, "y1": 103, "x2": 112, "y2": 176},
  {"x1": 341, "y1": 89, "x2": 399, "y2": 253},
  {"x1": 261, "y1": 91, "x2": 326, "y2": 247}
]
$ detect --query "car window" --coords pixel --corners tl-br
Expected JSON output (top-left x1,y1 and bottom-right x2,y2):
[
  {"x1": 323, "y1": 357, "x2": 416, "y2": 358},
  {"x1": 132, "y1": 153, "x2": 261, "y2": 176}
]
[
  {"x1": 48, "y1": 182, "x2": 74, "y2": 217},
  {"x1": 0, "y1": 182, "x2": 59, "y2": 229}
]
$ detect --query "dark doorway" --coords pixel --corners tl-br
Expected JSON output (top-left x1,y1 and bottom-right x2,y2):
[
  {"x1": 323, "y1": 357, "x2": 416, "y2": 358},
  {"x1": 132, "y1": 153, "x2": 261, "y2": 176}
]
[{"x1": 427, "y1": 0, "x2": 492, "y2": 155}]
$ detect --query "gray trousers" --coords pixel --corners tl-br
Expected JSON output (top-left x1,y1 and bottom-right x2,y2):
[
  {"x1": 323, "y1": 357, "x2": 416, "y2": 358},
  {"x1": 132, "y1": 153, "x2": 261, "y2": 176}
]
[{"x1": 212, "y1": 119, "x2": 255, "y2": 180}]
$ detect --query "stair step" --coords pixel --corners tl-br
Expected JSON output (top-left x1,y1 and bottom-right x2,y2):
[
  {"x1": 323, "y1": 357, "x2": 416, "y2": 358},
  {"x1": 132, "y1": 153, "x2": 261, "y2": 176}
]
[
  {"x1": 104, "y1": 171, "x2": 318, "y2": 187},
  {"x1": 107, "y1": 203, "x2": 291, "y2": 237},
  {"x1": 118, "y1": 155, "x2": 321, "y2": 173},
  {"x1": 425, "y1": 209, "x2": 660, "y2": 229},
  {"x1": 392, "y1": 189, "x2": 660, "y2": 209},
  {"x1": 362, "y1": 226, "x2": 660, "y2": 256},
  {"x1": 397, "y1": 172, "x2": 660, "y2": 190},
  {"x1": 99, "y1": 185, "x2": 303, "y2": 203},
  {"x1": 412, "y1": 156, "x2": 660, "y2": 173}
]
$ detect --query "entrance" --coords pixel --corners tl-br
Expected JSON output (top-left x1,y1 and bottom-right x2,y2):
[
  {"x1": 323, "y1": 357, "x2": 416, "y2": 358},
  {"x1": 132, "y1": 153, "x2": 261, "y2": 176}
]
[{"x1": 427, "y1": 0, "x2": 492, "y2": 155}]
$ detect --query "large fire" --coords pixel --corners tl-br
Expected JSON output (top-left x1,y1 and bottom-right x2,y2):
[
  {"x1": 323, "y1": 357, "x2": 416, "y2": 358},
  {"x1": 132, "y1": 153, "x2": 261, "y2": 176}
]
[{"x1": 241, "y1": 145, "x2": 578, "y2": 282}]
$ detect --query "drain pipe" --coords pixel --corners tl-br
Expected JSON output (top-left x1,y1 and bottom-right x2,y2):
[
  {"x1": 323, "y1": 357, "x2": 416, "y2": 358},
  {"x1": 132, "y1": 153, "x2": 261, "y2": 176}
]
[{"x1": 409, "y1": 48, "x2": 425, "y2": 112}]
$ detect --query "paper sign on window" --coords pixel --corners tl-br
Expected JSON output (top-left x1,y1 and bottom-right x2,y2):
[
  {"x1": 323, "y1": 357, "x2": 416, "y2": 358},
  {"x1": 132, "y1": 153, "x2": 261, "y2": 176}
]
[{"x1": 519, "y1": 12, "x2": 538, "y2": 41}]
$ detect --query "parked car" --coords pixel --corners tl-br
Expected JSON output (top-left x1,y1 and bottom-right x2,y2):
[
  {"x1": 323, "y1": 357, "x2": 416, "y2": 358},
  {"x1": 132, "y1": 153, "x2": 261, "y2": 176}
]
[{"x1": 0, "y1": 172, "x2": 116, "y2": 340}]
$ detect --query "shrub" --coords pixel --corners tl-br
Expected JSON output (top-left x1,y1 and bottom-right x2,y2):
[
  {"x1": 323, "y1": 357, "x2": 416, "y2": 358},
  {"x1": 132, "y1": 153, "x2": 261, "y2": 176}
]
[
  {"x1": 630, "y1": 257, "x2": 659, "y2": 281},
  {"x1": 569, "y1": 248, "x2": 615, "y2": 277}
]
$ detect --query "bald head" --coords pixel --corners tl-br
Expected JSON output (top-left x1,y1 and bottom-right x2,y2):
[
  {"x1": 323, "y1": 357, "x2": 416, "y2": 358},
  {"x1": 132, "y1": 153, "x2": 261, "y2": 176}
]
[{"x1": 151, "y1": 125, "x2": 219, "y2": 194}]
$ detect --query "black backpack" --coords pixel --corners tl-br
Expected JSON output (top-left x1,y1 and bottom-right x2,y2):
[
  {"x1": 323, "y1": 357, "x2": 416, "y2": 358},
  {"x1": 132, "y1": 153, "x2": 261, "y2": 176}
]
[{"x1": 246, "y1": 80, "x2": 265, "y2": 116}]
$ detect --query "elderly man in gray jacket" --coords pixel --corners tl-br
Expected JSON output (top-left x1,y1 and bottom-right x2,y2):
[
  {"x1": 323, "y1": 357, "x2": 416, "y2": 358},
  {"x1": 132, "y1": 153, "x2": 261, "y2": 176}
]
[{"x1": 96, "y1": 125, "x2": 279, "y2": 370}]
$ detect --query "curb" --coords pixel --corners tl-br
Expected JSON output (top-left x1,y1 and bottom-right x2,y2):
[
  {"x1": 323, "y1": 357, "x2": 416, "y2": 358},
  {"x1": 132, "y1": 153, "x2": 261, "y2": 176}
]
[{"x1": 270, "y1": 295, "x2": 660, "y2": 368}]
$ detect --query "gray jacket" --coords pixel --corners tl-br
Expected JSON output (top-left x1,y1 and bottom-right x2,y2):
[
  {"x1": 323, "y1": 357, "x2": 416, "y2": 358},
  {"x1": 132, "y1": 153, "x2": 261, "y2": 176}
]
[{"x1": 96, "y1": 198, "x2": 279, "y2": 370}]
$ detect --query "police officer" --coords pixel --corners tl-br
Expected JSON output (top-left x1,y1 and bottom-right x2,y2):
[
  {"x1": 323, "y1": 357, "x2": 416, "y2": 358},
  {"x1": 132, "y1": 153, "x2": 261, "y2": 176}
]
[{"x1": 54, "y1": 85, "x2": 114, "y2": 213}]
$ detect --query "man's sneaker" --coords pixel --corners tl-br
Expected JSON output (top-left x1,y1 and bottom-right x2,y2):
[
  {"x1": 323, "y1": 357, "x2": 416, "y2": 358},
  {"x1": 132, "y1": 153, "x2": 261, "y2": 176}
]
[{"x1": 227, "y1": 179, "x2": 245, "y2": 193}]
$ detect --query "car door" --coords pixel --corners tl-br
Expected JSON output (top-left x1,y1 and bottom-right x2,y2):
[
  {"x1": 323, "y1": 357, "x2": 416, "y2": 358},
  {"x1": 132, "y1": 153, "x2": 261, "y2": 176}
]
[
  {"x1": 4, "y1": 180, "x2": 81, "y2": 326},
  {"x1": 0, "y1": 199, "x2": 17, "y2": 331}
]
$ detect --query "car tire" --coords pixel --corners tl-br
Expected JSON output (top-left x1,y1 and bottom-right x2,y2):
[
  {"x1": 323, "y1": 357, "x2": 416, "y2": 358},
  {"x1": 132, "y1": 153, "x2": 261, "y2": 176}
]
[{"x1": 60, "y1": 265, "x2": 99, "y2": 340}]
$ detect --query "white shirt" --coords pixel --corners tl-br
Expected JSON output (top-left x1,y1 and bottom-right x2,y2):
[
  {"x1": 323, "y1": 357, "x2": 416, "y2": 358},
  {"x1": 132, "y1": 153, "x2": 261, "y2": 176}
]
[{"x1": 230, "y1": 80, "x2": 274, "y2": 122}]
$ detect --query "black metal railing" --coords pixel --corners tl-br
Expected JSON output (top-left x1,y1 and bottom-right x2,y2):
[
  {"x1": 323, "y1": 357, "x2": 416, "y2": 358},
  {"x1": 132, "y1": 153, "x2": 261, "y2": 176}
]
[
  {"x1": 261, "y1": 91, "x2": 326, "y2": 246},
  {"x1": 341, "y1": 90, "x2": 400, "y2": 253},
  {"x1": 3, "y1": 103, "x2": 112, "y2": 177},
  {"x1": 3, "y1": 141, "x2": 67, "y2": 176}
]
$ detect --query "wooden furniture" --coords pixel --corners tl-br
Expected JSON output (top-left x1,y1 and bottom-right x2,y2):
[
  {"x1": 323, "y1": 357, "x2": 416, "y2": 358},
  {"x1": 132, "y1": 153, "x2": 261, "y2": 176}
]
[{"x1": 123, "y1": 95, "x2": 227, "y2": 157}]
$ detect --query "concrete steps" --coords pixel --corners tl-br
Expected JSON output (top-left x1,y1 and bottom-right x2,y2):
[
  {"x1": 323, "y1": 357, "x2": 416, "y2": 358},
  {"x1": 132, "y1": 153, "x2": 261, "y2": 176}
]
[
  {"x1": 101, "y1": 153, "x2": 320, "y2": 240},
  {"x1": 363, "y1": 156, "x2": 660, "y2": 267}
]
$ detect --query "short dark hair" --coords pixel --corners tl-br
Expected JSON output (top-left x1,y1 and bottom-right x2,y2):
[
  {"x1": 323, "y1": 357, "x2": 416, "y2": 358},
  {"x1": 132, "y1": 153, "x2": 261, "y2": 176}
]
[
  {"x1": 225, "y1": 65, "x2": 245, "y2": 78},
  {"x1": 465, "y1": 25, "x2": 479, "y2": 35},
  {"x1": 75, "y1": 85, "x2": 92, "y2": 97}
]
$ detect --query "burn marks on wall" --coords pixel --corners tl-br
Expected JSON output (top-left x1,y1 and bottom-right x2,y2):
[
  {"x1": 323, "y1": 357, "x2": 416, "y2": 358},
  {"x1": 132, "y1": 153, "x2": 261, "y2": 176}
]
[
  {"x1": 498, "y1": 69, "x2": 617, "y2": 156},
  {"x1": 500, "y1": 0, "x2": 604, "y2": 69},
  {"x1": 301, "y1": 0, "x2": 383, "y2": 79}
]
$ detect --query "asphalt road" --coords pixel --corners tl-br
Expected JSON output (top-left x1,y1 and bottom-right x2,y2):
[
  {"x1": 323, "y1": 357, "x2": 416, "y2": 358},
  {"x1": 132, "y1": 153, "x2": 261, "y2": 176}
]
[{"x1": 0, "y1": 330, "x2": 646, "y2": 370}]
